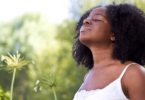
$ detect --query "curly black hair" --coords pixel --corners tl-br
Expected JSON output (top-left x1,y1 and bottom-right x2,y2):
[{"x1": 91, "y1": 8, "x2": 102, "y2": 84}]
[{"x1": 72, "y1": 3, "x2": 145, "y2": 70}]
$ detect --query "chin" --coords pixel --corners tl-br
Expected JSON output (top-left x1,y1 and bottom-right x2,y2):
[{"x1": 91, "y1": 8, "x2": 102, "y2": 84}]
[{"x1": 79, "y1": 37, "x2": 91, "y2": 47}]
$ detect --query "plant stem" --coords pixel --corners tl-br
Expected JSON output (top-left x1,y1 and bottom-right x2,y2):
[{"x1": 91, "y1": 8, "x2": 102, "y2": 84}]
[
  {"x1": 52, "y1": 86, "x2": 57, "y2": 100},
  {"x1": 10, "y1": 68, "x2": 16, "y2": 100}
]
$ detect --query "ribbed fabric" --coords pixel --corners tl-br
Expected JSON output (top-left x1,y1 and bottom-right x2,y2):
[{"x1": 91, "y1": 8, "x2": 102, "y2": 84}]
[{"x1": 73, "y1": 63, "x2": 137, "y2": 100}]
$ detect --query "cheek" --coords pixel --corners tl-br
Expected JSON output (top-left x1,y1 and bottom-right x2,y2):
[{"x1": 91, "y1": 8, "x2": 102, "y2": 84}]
[{"x1": 92, "y1": 25, "x2": 111, "y2": 40}]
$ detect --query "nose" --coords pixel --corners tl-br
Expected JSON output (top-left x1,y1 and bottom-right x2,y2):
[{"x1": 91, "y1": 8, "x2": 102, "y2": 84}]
[{"x1": 83, "y1": 18, "x2": 92, "y2": 25}]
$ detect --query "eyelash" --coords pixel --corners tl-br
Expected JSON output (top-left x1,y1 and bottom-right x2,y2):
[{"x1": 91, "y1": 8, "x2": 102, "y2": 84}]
[{"x1": 93, "y1": 19, "x2": 100, "y2": 21}]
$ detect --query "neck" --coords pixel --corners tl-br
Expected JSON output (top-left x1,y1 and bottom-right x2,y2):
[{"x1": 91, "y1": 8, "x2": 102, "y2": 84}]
[{"x1": 90, "y1": 43, "x2": 118, "y2": 68}]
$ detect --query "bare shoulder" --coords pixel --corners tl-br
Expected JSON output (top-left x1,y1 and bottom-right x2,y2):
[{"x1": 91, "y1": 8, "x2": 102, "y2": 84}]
[
  {"x1": 123, "y1": 63, "x2": 145, "y2": 100},
  {"x1": 124, "y1": 63, "x2": 145, "y2": 81},
  {"x1": 126, "y1": 63, "x2": 145, "y2": 76}
]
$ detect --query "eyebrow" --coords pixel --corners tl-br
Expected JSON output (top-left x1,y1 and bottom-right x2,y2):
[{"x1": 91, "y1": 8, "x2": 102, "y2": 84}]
[
  {"x1": 87, "y1": 13, "x2": 107, "y2": 20},
  {"x1": 95, "y1": 13, "x2": 106, "y2": 17}
]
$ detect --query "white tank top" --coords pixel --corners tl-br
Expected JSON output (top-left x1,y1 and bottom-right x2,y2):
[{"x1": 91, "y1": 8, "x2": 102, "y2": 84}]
[{"x1": 73, "y1": 63, "x2": 137, "y2": 100}]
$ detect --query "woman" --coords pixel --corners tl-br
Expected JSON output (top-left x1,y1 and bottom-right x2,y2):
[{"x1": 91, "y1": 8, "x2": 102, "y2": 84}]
[{"x1": 72, "y1": 3, "x2": 145, "y2": 100}]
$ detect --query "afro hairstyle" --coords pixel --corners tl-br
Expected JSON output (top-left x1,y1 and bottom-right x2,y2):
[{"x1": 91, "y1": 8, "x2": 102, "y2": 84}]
[{"x1": 72, "y1": 3, "x2": 145, "y2": 70}]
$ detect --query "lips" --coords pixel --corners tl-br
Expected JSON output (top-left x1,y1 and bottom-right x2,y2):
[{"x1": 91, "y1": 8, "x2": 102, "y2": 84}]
[{"x1": 80, "y1": 26, "x2": 91, "y2": 32}]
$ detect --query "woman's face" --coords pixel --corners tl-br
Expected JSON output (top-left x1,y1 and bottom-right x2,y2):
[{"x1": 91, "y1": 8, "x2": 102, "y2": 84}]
[{"x1": 79, "y1": 7, "x2": 114, "y2": 48}]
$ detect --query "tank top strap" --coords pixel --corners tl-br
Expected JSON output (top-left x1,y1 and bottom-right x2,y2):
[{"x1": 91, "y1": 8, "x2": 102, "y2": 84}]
[
  {"x1": 85, "y1": 72, "x2": 90, "y2": 81},
  {"x1": 118, "y1": 63, "x2": 137, "y2": 79}
]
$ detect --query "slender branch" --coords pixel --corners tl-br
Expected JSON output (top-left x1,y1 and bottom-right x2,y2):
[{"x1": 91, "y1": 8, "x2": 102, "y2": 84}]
[
  {"x1": 52, "y1": 86, "x2": 57, "y2": 100},
  {"x1": 10, "y1": 68, "x2": 16, "y2": 100}
]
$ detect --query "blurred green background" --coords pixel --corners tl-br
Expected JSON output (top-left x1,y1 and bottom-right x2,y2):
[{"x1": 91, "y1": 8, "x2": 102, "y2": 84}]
[{"x1": 0, "y1": 0, "x2": 145, "y2": 100}]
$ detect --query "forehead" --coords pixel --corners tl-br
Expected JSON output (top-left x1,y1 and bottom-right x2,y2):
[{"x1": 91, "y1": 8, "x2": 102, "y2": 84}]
[{"x1": 89, "y1": 7, "x2": 107, "y2": 16}]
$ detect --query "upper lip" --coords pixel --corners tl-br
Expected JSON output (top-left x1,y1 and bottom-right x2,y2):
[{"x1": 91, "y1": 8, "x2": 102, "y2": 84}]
[{"x1": 80, "y1": 26, "x2": 91, "y2": 32}]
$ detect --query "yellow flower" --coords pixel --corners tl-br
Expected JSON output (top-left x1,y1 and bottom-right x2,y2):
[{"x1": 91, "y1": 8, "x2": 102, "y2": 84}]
[{"x1": 0, "y1": 51, "x2": 30, "y2": 73}]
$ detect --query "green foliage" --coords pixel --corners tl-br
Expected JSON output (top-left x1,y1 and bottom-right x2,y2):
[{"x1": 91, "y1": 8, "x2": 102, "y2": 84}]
[
  {"x1": 135, "y1": 0, "x2": 145, "y2": 11},
  {"x1": 0, "y1": 12, "x2": 54, "y2": 100},
  {"x1": 0, "y1": 85, "x2": 10, "y2": 100}
]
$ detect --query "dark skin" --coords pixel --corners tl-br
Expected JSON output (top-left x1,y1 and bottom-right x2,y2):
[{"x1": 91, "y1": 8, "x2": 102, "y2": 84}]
[{"x1": 78, "y1": 7, "x2": 145, "y2": 100}]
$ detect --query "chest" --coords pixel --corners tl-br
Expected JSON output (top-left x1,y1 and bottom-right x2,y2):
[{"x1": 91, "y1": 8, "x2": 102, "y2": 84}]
[
  {"x1": 81, "y1": 67, "x2": 120, "y2": 89},
  {"x1": 78, "y1": 67, "x2": 129, "y2": 99}
]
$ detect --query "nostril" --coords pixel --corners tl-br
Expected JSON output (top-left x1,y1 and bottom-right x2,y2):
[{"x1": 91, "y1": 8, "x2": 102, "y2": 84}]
[
  {"x1": 86, "y1": 22, "x2": 89, "y2": 24},
  {"x1": 83, "y1": 18, "x2": 91, "y2": 25}
]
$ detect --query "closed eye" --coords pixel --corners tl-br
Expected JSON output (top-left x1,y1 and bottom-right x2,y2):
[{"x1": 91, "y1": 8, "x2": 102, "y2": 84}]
[{"x1": 93, "y1": 19, "x2": 100, "y2": 21}]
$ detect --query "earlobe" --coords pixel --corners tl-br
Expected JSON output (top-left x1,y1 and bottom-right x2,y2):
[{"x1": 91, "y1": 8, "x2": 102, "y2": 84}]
[
  {"x1": 110, "y1": 34, "x2": 115, "y2": 41},
  {"x1": 111, "y1": 37, "x2": 115, "y2": 41}
]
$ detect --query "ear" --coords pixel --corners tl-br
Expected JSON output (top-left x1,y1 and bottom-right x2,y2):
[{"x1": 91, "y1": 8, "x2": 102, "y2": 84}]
[{"x1": 110, "y1": 33, "x2": 115, "y2": 41}]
